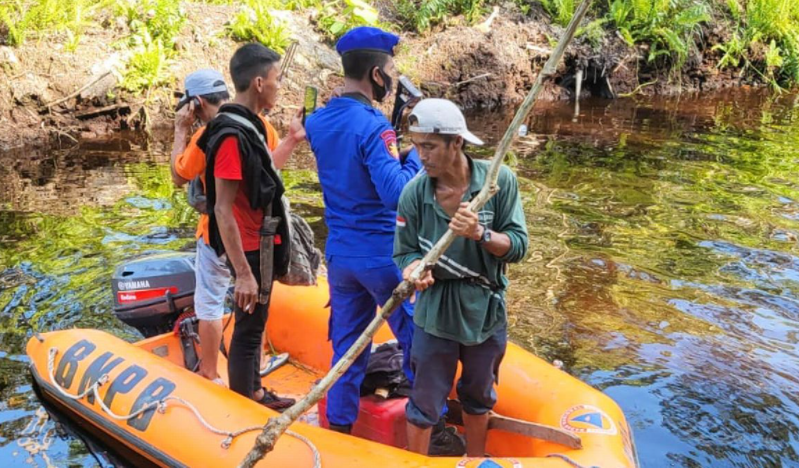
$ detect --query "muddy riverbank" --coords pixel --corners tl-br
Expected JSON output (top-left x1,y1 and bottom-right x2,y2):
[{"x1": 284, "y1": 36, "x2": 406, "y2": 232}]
[{"x1": 0, "y1": 1, "x2": 777, "y2": 151}]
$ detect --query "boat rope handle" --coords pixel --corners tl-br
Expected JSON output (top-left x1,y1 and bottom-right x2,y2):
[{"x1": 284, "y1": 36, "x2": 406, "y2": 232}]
[
  {"x1": 47, "y1": 348, "x2": 321, "y2": 468},
  {"x1": 546, "y1": 453, "x2": 599, "y2": 468}
]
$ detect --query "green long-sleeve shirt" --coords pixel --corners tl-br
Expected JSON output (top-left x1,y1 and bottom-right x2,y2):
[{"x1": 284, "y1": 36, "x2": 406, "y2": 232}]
[{"x1": 393, "y1": 156, "x2": 529, "y2": 345}]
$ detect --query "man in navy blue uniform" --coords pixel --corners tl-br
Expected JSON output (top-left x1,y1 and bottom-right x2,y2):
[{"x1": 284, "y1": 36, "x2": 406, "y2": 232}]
[{"x1": 306, "y1": 26, "x2": 461, "y2": 446}]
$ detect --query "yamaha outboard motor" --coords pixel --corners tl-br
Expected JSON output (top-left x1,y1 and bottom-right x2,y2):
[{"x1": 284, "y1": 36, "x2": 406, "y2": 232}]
[{"x1": 111, "y1": 253, "x2": 196, "y2": 337}]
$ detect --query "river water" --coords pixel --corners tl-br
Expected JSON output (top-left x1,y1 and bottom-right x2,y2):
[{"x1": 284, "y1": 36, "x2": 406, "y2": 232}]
[{"x1": 1, "y1": 89, "x2": 798, "y2": 467}]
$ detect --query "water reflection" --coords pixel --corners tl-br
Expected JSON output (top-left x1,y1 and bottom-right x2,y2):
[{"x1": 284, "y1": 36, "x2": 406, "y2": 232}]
[
  {"x1": 500, "y1": 89, "x2": 799, "y2": 466},
  {"x1": 1, "y1": 89, "x2": 799, "y2": 466}
]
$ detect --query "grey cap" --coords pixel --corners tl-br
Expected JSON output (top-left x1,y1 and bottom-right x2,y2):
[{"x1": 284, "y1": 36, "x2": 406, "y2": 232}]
[
  {"x1": 181, "y1": 69, "x2": 227, "y2": 101},
  {"x1": 408, "y1": 98, "x2": 484, "y2": 146}
]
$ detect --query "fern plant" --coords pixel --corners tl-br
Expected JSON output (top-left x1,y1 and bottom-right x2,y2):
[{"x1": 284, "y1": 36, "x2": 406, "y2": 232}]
[
  {"x1": 121, "y1": 30, "x2": 172, "y2": 92},
  {"x1": 395, "y1": 0, "x2": 485, "y2": 33},
  {"x1": 114, "y1": 0, "x2": 185, "y2": 93},
  {"x1": 714, "y1": 32, "x2": 746, "y2": 69},
  {"x1": 317, "y1": 0, "x2": 381, "y2": 40},
  {"x1": 226, "y1": 0, "x2": 291, "y2": 52},
  {"x1": 540, "y1": 0, "x2": 575, "y2": 27},
  {"x1": 716, "y1": 0, "x2": 799, "y2": 88},
  {"x1": 0, "y1": 1, "x2": 28, "y2": 46},
  {"x1": 607, "y1": 0, "x2": 709, "y2": 71},
  {"x1": 0, "y1": 0, "x2": 107, "y2": 48}
]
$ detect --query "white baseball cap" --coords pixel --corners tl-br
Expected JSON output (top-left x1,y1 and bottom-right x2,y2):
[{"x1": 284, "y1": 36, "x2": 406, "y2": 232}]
[{"x1": 408, "y1": 98, "x2": 484, "y2": 146}]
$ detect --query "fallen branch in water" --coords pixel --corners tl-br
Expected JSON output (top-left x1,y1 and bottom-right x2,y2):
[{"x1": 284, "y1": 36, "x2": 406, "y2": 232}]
[
  {"x1": 618, "y1": 79, "x2": 658, "y2": 98},
  {"x1": 238, "y1": 2, "x2": 593, "y2": 466}
]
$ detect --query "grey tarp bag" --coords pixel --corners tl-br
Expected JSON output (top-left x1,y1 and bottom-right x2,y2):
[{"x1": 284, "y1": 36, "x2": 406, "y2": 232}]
[
  {"x1": 187, "y1": 177, "x2": 207, "y2": 214},
  {"x1": 280, "y1": 208, "x2": 322, "y2": 286},
  {"x1": 218, "y1": 112, "x2": 321, "y2": 286}
]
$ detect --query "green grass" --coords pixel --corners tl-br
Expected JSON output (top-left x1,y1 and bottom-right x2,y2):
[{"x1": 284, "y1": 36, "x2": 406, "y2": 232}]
[
  {"x1": 715, "y1": 0, "x2": 799, "y2": 88},
  {"x1": 120, "y1": 31, "x2": 173, "y2": 92},
  {"x1": 116, "y1": 0, "x2": 186, "y2": 94},
  {"x1": 116, "y1": 0, "x2": 185, "y2": 48},
  {"x1": 226, "y1": 0, "x2": 291, "y2": 52},
  {"x1": 607, "y1": 0, "x2": 710, "y2": 70},
  {"x1": 0, "y1": 0, "x2": 109, "y2": 48},
  {"x1": 395, "y1": 0, "x2": 485, "y2": 33},
  {"x1": 317, "y1": 0, "x2": 382, "y2": 40},
  {"x1": 0, "y1": 0, "x2": 184, "y2": 94},
  {"x1": 576, "y1": 18, "x2": 607, "y2": 49},
  {"x1": 539, "y1": 0, "x2": 575, "y2": 27},
  {"x1": 280, "y1": 0, "x2": 322, "y2": 9}
]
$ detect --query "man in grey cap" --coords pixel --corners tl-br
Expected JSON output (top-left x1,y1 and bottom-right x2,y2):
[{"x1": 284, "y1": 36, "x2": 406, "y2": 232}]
[
  {"x1": 393, "y1": 98, "x2": 528, "y2": 456},
  {"x1": 171, "y1": 69, "x2": 232, "y2": 385}
]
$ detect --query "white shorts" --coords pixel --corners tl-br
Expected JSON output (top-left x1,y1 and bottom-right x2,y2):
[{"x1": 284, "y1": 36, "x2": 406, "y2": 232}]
[{"x1": 194, "y1": 241, "x2": 231, "y2": 321}]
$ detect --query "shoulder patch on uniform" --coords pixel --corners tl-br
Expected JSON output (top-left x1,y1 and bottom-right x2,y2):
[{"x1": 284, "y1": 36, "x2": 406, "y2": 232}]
[
  {"x1": 380, "y1": 129, "x2": 400, "y2": 159},
  {"x1": 396, "y1": 215, "x2": 407, "y2": 227}
]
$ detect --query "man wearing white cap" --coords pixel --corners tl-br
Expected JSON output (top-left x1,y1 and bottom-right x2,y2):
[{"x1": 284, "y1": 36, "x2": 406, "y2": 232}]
[{"x1": 394, "y1": 98, "x2": 528, "y2": 456}]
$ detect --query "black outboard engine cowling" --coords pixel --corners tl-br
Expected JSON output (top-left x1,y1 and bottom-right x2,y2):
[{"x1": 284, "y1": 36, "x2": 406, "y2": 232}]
[{"x1": 112, "y1": 253, "x2": 196, "y2": 337}]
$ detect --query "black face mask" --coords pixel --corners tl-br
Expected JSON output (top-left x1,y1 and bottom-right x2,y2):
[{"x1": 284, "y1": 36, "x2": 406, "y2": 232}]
[{"x1": 370, "y1": 67, "x2": 393, "y2": 103}]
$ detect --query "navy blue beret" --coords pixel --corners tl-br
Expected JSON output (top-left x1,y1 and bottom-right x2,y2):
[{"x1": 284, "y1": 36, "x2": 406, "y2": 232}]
[{"x1": 335, "y1": 26, "x2": 400, "y2": 57}]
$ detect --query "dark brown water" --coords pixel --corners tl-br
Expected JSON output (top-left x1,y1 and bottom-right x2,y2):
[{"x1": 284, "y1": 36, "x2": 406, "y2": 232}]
[{"x1": 1, "y1": 89, "x2": 798, "y2": 466}]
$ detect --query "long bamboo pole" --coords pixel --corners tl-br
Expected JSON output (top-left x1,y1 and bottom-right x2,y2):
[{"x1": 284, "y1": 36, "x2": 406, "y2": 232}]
[{"x1": 239, "y1": 2, "x2": 592, "y2": 466}]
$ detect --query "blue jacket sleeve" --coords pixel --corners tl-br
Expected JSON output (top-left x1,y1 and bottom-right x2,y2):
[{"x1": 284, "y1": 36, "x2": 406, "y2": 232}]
[{"x1": 361, "y1": 122, "x2": 422, "y2": 211}]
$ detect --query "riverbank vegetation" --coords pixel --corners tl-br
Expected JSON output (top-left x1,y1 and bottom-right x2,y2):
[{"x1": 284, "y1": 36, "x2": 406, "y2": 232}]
[
  {"x1": 393, "y1": 0, "x2": 799, "y2": 90},
  {"x1": 1, "y1": 0, "x2": 797, "y2": 94}
]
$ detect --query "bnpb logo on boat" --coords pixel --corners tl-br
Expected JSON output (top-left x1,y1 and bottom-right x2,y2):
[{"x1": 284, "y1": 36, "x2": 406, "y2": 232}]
[
  {"x1": 53, "y1": 339, "x2": 176, "y2": 433},
  {"x1": 559, "y1": 404, "x2": 618, "y2": 435}
]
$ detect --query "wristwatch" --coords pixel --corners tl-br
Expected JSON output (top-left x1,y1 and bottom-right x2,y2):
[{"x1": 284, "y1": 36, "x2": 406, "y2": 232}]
[{"x1": 477, "y1": 224, "x2": 491, "y2": 245}]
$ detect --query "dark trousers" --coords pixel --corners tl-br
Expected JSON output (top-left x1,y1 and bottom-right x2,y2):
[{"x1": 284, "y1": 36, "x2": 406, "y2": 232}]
[
  {"x1": 406, "y1": 324, "x2": 507, "y2": 428},
  {"x1": 325, "y1": 255, "x2": 415, "y2": 426},
  {"x1": 228, "y1": 250, "x2": 268, "y2": 398}
]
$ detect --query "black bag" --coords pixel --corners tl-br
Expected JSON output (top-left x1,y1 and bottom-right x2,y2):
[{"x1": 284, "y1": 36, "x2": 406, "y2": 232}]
[{"x1": 360, "y1": 341, "x2": 411, "y2": 398}]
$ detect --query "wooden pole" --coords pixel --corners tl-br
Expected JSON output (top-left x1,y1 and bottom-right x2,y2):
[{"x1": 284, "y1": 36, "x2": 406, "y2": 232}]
[{"x1": 238, "y1": 2, "x2": 592, "y2": 466}]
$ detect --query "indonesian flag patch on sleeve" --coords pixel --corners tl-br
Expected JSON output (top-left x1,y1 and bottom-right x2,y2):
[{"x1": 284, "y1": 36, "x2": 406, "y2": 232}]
[
  {"x1": 396, "y1": 215, "x2": 407, "y2": 227},
  {"x1": 381, "y1": 129, "x2": 400, "y2": 159}
]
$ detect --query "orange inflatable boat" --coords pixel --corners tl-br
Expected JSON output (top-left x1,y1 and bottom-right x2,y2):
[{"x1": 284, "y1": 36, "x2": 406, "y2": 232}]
[{"x1": 27, "y1": 254, "x2": 638, "y2": 467}]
